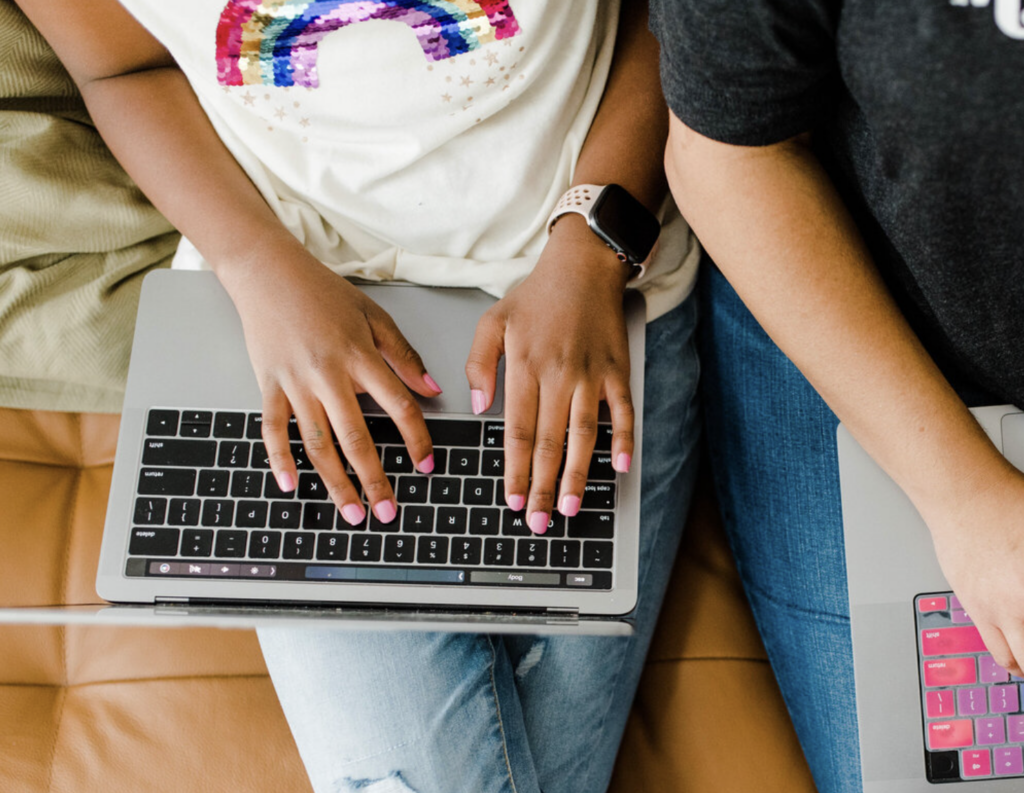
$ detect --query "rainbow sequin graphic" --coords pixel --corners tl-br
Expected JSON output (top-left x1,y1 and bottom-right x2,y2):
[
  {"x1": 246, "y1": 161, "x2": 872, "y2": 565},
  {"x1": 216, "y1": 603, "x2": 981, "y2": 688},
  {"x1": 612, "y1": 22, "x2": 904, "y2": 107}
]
[{"x1": 216, "y1": 0, "x2": 520, "y2": 87}]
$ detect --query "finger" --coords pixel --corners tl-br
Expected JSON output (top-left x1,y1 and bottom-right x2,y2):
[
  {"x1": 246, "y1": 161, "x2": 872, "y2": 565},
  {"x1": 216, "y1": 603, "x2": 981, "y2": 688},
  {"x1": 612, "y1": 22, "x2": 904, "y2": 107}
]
[
  {"x1": 322, "y1": 383, "x2": 398, "y2": 523},
  {"x1": 975, "y1": 621, "x2": 1020, "y2": 677},
  {"x1": 525, "y1": 382, "x2": 572, "y2": 535},
  {"x1": 260, "y1": 386, "x2": 298, "y2": 495},
  {"x1": 503, "y1": 364, "x2": 538, "y2": 516},
  {"x1": 558, "y1": 384, "x2": 601, "y2": 517},
  {"x1": 998, "y1": 623, "x2": 1024, "y2": 678},
  {"x1": 465, "y1": 308, "x2": 506, "y2": 415},
  {"x1": 368, "y1": 308, "x2": 442, "y2": 397},
  {"x1": 603, "y1": 374, "x2": 635, "y2": 474},
  {"x1": 290, "y1": 396, "x2": 366, "y2": 526},
  {"x1": 354, "y1": 360, "x2": 435, "y2": 475}
]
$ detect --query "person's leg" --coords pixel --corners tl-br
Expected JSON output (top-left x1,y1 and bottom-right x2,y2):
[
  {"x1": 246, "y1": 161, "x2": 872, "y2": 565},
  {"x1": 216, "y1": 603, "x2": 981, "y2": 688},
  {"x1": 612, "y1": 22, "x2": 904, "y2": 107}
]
[{"x1": 699, "y1": 260, "x2": 861, "y2": 792}]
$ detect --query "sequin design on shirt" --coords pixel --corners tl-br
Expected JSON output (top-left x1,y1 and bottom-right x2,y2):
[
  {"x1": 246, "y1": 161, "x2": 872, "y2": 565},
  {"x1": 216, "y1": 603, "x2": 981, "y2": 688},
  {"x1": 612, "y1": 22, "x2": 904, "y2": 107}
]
[{"x1": 216, "y1": 0, "x2": 521, "y2": 87}]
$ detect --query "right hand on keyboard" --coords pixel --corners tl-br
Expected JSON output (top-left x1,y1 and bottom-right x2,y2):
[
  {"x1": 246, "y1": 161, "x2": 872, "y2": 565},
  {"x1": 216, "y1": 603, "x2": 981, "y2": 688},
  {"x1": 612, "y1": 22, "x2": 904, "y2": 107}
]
[{"x1": 225, "y1": 254, "x2": 441, "y2": 526}]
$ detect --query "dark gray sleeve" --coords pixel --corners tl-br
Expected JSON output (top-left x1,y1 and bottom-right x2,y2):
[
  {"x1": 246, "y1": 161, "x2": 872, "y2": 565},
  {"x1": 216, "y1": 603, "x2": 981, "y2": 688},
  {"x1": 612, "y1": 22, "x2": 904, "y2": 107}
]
[{"x1": 649, "y1": 0, "x2": 840, "y2": 146}]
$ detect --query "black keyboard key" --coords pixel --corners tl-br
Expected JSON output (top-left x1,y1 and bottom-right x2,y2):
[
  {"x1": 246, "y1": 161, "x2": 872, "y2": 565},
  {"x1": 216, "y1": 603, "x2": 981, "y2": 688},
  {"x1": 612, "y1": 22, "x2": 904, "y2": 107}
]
[
  {"x1": 587, "y1": 454, "x2": 617, "y2": 482},
  {"x1": 436, "y1": 507, "x2": 468, "y2": 534},
  {"x1": 147, "y1": 410, "x2": 178, "y2": 437},
  {"x1": 483, "y1": 422, "x2": 504, "y2": 449},
  {"x1": 425, "y1": 419, "x2": 481, "y2": 447},
  {"x1": 582, "y1": 483, "x2": 615, "y2": 510},
  {"x1": 402, "y1": 506, "x2": 434, "y2": 533},
  {"x1": 249, "y1": 530, "x2": 281, "y2": 559},
  {"x1": 417, "y1": 536, "x2": 449, "y2": 564},
  {"x1": 351, "y1": 534, "x2": 383, "y2": 562},
  {"x1": 231, "y1": 470, "x2": 263, "y2": 498},
  {"x1": 448, "y1": 449, "x2": 479, "y2": 476},
  {"x1": 213, "y1": 412, "x2": 246, "y2": 439},
  {"x1": 236, "y1": 500, "x2": 269, "y2": 528},
  {"x1": 397, "y1": 476, "x2": 429, "y2": 504},
  {"x1": 214, "y1": 530, "x2": 247, "y2": 557},
  {"x1": 482, "y1": 449, "x2": 504, "y2": 477},
  {"x1": 583, "y1": 541, "x2": 613, "y2": 569},
  {"x1": 594, "y1": 424, "x2": 613, "y2": 452},
  {"x1": 384, "y1": 535, "x2": 416, "y2": 563},
  {"x1": 217, "y1": 441, "x2": 250, "y2": 468},
  {"x1": 925, "y1": 751, "x2": 961, "y2": 783},
  {"x1": 167, "y1": 498, "x2": 200, "y2": 526},
  {"x1": 283, "y1": 532, "x2": 315, "y2": 560},
  {"x1": 201, "y1": 499, "x2": 234, "y2": 527},
  {"x1": 502, "y1": 510, "x2": 531, "y2": 536},
  {"x1": 450, "y1": 537, "x2": 481, "y2": 565},
  {"x1": 568, "y1": 511, "x2": 614, "y2": 539},
  {"x1": 134, "y1": 497, "x2": 166, "y2": 525},
  {"x1": 517, "y1": 538, "x2": 548, "y2": 567},
  {"x1": 303, "y1": 502, "x2": 335, "y2": 530},
  {"x1": 316, "y1": 533, "x2": 348, "y2": 561},
  {"x1": 382, "y1": 447, "x2": 414, "y2": 473},
  {"x1": 463, "y1": 479, "x2": 493, "y2": 506},
  {"x1": 180, "y1": 423, "x2": 212, "y2": 438},
  {"x1": 365, "y1": 415, "x2": 402, "y2": 445},
  {"x1": 298, "y1": 472, "x2": 328, "y2": 500},
  {"x1": 337, "y1": 505, "x2": 367, "y2": 530},
  {"x1": 286, "y1": 416, "x2": 302, "y2": 441},
  {"x1": 550, "y1": 540, "x2": 581, "y2": 568},
  {"x1": 139, "y1": 468, "x2": 195, "y2": 496},
  {"x1": 483, "y1": 537, "x2": 514, "y2": 566},
  {"x1": 181, "y1": 529, "x2": 214, "y2": 557},
  {"x1": 270, "y1": 501, "x2": 302, "y2": 528},
  {"x1": 432, "y1": 448, "x2": 448, "y2": 474},
  {"x1": 541, "y1": 512, "x2": 566, "y2": 538},
  {"x1": 469, "y1": 507, "x2": 501, "y2": 535},
  {"x1": 246, "y1": 413, "x2": 264, "y2": 440},
  {"x1": 197, "y1": 469, "x2": 229, "y2": 497},
  {"x1": 369, "y1": 505, "x2": 402, "y2": 532},
  {"x1": 430, "y1": 478, "x2": 461, "y2": 504},
  {"x1": 289, "y1": 442, "x2": 313, "y2": 470},
  {"x1": 181, "y1": 411, "x2": 213, "y2": 425},
  {"x1": 251, "y1": 442, "x2": 271, "y2": 469},
  {"x1": 264, "y1": 471, "x2": 292, "y2": 500},
  {"x1": 129, "y1": 527, "x2": 179, "y2": 556},
  {"x1": 142, "y1": 438, "x2": 216, "y2": 467}
]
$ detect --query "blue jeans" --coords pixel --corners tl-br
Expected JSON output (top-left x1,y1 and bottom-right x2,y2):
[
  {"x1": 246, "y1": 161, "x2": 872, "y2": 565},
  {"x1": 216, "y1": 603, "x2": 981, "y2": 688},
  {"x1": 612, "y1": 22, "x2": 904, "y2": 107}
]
[{"x1": 258, "y1": 292, "x2": 701, "y2": 793}]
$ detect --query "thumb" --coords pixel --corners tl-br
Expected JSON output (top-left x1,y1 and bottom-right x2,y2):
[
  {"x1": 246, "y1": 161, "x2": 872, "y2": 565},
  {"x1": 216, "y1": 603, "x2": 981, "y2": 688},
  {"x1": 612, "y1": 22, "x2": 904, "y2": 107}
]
[{"x1": 369, "y1": 308, "x2": 439, "y2": 397}]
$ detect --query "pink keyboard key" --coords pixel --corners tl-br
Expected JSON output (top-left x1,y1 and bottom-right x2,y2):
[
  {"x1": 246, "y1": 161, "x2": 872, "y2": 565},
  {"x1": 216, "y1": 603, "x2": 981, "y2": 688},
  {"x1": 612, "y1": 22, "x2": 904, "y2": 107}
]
[
  {"x1": 924, "y1": 657, "x2": 977, "y2": 687},
  {"x1": 991, "y1": 684, "x2": 1019, "y2": 714},
  {"x1": 995, "y1": 747, "x2": 1024, "y2": 776},
  {"x1": 951, "y1": 609, "x2": 971, "y2": 623},
  {"x1": 962, "y1": 749, "x2": 992, "y2": 778},
  {"x1": 976, "y1": 717, "x2": 1006, "y2": 745},
  {"x1": 927, "y1": 690, "x2": 956, "y2": 719},
  {"x1": 921, "y1": 626, "x2": 987, "y2": 657},
  {"x1": 950, "y1": 594, "x2": 963, "y2": 610},
  {"x1": 919, "y1": 596, "x2": 948, "y2": 612},
  {"x1": 928, "y1": 719, "x2": 974, "y2": 750},
  {"x1": 958, "y1": 687, "x2": 988, "y2": 716},
  {"x1": 1009, "y1": 714, "x2": 1024, "y2": 742},
  {"x1": 980, "y1": 655, "x2": 1011, "y2": 684}
]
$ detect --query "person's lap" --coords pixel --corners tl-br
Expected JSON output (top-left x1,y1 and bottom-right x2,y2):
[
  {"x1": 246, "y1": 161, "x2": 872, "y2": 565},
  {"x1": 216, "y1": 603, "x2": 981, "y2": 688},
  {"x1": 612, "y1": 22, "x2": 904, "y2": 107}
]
[{"x1": 258, "y1": 291, "x2": 701, "y2": 793}]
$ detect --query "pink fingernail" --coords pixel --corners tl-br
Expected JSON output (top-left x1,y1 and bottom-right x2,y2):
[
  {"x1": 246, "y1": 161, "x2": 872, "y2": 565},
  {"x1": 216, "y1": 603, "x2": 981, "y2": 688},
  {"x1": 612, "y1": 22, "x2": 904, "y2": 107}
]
[
  {"x1": 277, "y1": 472, "x2": 295, "y2": 492},
  {"x1": 417, "y1": 453, "x2": 435, "y2": 474},
  {"x1": 341, "y1": 503, "x2": 366, "y2": 526},
  {"x1": 471, "y1": 389, "x2": 486, "y2": 415},
  {"x1": 528, "y1": 511, "x2": 549, "y2": 535},
  {"x1": 374, "y1": 500, "x2": 397, "y2": 524},
  {"x1": 614, "y1": 453, "x2": 632, "y2": 474},
  {"x1": 508, "y1": 494, "x2": 526, "y2": 511},
  {"x1": 560, "y1": 495, "x2": 581, "y2": 517},
  {"x1": 423, "y1": 373, "x2": 443, "y2": 394}
]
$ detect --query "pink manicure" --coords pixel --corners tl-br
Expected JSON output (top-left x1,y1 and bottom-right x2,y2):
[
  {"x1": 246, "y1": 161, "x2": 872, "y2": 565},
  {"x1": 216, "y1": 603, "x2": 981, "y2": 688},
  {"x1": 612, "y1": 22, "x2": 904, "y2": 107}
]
[
  {"x1": 471, "y1": 389, "x2": 487, "y2": 415},
  {"x1": 341, "y1": 503, "x2": 366, "y2": 526},
  {"x1": 373, "y1": 500, "x2": 398, "y2": 524},
  {"x1": 560, "y1": 495, "x2": 581, "y2": 517},
  {"x1": 417, "y1": 454, "x2": 435, "y2": 474},
  {"x1": 423, "y1": 373, "x2": 443, "y2": 394},
  {"x1": 507, "y1": 494, "x2": 526, "y2": 511},
  {"x1": 277, "y1": 472, "x2": 295, "y2": 492},
  {"x1": 614, "y1": 453, "x2": 632, "y2": 474},
  {"x1": 528, "y1": 512, "x2": 549, "y2": 535}
]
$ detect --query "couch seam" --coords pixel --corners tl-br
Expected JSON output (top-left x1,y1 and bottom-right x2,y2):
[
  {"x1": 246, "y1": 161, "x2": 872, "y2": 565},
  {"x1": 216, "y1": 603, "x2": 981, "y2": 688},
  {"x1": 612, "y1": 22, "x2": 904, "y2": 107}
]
[
  {"x1": 643, "y1": 656, "x2": 772, "y2": 665},
  {"x1": 0, "y1": 456, "x2": 113, "y2": 470},
  {"x1": 1, "y1": 673, "x2": 275, "y2": 689},
  {"x1": 43, "y1": 686, "x2": 67, "y2": 793}
]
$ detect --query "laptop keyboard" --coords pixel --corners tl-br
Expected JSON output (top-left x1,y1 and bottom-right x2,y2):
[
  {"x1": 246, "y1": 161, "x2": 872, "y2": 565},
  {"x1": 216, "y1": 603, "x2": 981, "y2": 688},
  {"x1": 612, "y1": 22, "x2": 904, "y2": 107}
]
[
  {"x1": 917, "y1": 592, "x2": 1024, "y2": 782},
  {"x1": 125, "y1": 409, "x2": 616, "y2": 590}
]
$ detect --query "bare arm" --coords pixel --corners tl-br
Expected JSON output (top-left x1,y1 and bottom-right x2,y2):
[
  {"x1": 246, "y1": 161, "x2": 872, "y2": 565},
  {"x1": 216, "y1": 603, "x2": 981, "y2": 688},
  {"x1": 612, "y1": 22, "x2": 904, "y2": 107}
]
[{"x1": 665, "y1": 113, "x2": 1024, "y2": 673}]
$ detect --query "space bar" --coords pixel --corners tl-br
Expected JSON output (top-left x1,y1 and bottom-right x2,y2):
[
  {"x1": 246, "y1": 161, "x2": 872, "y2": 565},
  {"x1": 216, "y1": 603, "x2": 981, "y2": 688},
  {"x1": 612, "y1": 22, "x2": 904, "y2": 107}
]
[{"x1": 305, "y1": 566, "x2": 465, "y2": 583}]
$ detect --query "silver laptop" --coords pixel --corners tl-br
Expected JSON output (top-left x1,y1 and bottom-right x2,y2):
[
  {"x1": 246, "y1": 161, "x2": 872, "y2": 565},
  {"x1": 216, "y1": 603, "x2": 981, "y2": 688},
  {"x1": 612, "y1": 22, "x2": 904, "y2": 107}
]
[
  {"x1": 4, "y1": 269, "x2": 644, "y2": 635},
  {"x1": 840, "y1": 405, "x2": 1024, "y2": 789}
]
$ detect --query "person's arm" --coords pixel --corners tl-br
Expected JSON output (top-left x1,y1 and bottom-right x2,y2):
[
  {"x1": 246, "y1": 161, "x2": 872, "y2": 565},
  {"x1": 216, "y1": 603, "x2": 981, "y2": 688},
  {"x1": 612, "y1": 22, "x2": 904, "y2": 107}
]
[
  {"x1": 16, "y1": 0, "x2": 439, "y2": 525},
  {"x1": 665, "y1": 114, "x2": 1024, "y2": 674},
  {"x1": 466, "y1": 0, "x2": 669, "y2": 531}
]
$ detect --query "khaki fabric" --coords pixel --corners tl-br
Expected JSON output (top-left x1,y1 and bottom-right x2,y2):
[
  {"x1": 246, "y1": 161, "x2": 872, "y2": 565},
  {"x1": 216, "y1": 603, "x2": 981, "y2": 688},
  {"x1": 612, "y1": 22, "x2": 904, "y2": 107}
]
[{"x1": 0, "y1": 0, "x2": 179, "y2": 414}]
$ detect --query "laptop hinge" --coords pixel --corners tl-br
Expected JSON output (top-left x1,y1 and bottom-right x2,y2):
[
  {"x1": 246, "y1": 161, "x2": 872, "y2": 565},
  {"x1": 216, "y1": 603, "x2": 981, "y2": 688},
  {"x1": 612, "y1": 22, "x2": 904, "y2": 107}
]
[
  {"x1": 545, "y1": 607, "x2": 580, "y2": 623},
  {"x1": 155, "y1": 596, "x2": 190, "y2": 604}
]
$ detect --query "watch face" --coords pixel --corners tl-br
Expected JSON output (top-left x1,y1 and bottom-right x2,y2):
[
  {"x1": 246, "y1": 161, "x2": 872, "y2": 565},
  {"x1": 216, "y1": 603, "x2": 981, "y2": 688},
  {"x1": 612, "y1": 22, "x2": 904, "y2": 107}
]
[{"x1": 591, "y1": 185, "x2": 661, "y2": 264}]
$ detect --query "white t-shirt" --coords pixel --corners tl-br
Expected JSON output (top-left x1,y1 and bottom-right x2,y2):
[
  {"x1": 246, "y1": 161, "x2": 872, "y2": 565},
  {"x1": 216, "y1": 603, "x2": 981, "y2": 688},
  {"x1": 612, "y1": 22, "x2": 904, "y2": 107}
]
[{"x1": 119, "y1": 0, "x2": 697, "y2": 319}]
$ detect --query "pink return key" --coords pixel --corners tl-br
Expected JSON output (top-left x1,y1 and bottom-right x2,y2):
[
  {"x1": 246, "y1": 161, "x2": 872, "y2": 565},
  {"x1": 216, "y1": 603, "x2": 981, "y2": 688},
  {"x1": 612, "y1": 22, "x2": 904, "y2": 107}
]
[
  {"x1": 924, "y1": 657, "x2": 977, "y2": 687},
  {"x1": 921, "y1": 626, "x2": 987, "y2": 657}
]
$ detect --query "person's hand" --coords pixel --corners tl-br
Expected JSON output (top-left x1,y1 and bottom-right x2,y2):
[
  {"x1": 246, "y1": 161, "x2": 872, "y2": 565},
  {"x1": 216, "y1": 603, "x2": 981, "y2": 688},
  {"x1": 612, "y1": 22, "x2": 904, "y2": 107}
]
[
  {"x1": 222, "y1": 249, "x2": 441, "y2": 525},
  {"x1": 465, "y1": 216, "x2": 636, "y2": 534}
]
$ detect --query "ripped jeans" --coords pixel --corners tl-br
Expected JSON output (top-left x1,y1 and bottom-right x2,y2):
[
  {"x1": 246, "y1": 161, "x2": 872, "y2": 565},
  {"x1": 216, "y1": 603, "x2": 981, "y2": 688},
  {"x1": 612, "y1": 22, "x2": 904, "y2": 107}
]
[{"x1": 257, "y1": 292, "x2": 700, "y2": 793}]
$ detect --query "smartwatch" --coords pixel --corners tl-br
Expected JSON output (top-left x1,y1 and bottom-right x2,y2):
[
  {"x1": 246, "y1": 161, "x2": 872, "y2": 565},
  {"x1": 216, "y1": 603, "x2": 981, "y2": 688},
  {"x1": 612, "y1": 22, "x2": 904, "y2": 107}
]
[{"x1": 546, "y1": 184, "x2": 661, "y2": 278}]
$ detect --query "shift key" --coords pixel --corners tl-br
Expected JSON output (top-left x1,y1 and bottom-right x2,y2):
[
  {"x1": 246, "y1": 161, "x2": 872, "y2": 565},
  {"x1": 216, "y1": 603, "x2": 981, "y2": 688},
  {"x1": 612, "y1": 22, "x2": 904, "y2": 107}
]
[
  {"x1": 142, "y1": 439, "x2": 216, "y2": 467},
  {"x1": 921, "y1": 626, "x2": 988, "y2": 657}
]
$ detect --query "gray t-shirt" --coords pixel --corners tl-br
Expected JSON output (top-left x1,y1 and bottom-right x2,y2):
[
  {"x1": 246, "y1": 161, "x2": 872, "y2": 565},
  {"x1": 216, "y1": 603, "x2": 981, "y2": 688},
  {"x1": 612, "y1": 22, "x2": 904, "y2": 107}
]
[{"x1": 651, "y1": 0, "x2": 1024, "y2": 404}]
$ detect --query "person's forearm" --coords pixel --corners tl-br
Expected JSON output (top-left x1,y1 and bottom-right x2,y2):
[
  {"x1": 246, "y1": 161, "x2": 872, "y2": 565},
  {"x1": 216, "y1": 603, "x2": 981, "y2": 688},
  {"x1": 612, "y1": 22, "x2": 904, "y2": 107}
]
[{"x1": 664, "y1": 115, "x2": 1015, "y2": 523}]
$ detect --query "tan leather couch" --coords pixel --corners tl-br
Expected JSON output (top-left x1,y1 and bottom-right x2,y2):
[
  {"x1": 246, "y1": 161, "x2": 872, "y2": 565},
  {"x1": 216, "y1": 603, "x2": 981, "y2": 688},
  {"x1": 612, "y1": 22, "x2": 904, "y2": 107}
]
[{"x1": 0, "y1": 407, "x2": 816, "y2": 792}]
